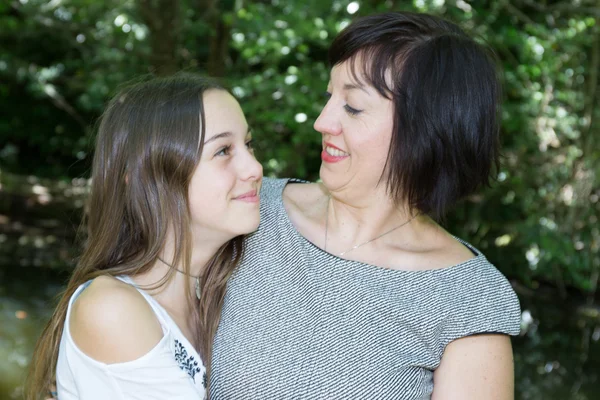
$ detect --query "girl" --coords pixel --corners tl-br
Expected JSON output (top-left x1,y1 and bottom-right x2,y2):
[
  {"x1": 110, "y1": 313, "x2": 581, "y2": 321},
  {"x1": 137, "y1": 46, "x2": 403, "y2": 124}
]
[{"x1": 26, "y1": 74, "x2": 262, "y2": 399}]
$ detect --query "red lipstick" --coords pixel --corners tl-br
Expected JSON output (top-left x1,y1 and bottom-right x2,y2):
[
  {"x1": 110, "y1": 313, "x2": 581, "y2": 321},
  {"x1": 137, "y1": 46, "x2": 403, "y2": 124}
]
[{"x1": 321, "y1": 142, "x2": 349, "y2": 163}]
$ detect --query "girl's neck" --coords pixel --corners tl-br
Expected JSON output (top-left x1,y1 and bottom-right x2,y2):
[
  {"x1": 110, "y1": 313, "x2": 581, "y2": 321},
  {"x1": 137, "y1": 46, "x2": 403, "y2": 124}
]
[{"x1": 132, "y1": 237, "x2": 222, "y2": 313}]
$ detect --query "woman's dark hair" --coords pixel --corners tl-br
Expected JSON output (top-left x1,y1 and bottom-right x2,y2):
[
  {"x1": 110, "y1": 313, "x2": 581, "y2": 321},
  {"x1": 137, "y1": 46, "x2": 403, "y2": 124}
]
[
  {"x1": 26, "y1": 73, "x2": 242, "y2": 398},
  {"x1": 330, "y1": 12, "x2": 501, "y2": 220}
]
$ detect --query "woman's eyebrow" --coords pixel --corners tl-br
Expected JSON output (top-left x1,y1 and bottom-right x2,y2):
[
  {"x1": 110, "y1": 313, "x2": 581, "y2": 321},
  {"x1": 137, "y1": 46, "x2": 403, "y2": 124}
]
[{"x1": 343, "y1": 83, "x2": 371, "y2": 96}]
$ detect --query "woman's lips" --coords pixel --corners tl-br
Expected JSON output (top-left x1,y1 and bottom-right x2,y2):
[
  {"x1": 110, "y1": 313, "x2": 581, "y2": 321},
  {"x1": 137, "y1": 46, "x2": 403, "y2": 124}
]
[
  {"x1": 321, "y1": 149, "x2": 349, "y2": 163},
  {"x1": 322, "y1": 143, "x2": 350, "y2": 163}
]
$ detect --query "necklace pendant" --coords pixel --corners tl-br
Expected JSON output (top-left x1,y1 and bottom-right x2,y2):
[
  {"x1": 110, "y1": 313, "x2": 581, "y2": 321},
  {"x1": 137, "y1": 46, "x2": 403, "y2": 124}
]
[{"x1": 195, "y1": 277, "x2": 201, "y2": 300}]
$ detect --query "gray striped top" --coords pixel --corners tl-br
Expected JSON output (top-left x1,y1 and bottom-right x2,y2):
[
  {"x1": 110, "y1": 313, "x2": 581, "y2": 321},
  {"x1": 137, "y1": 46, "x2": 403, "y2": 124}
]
[{"x1": 211, "y1": 178, "x2": 521, "y2": 399}]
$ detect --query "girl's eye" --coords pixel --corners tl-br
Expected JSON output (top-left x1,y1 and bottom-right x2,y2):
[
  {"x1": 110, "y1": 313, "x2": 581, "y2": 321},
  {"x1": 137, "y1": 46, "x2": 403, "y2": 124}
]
[
  {"x1": 344, "y1": 104, "x2": 362, "y2": 115},
  {"x1": 324, "y1": 91, "x2": 332, "y2": 99},
  {"x1": 215, "y1": 145, "x2": 231, "y2": 157},
  {"x1": 245, "y1": 139, "x2": 254, "y2": 151}
]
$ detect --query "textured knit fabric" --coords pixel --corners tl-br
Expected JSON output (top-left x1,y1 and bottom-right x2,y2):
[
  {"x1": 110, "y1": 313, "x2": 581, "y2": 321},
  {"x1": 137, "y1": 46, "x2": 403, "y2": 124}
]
[
  {"x1": 210, "y1": 178, "x2": 521, "y2": 400},
  {"x1": 56, "y1": 275, "x2": 206, "y2": 400}
]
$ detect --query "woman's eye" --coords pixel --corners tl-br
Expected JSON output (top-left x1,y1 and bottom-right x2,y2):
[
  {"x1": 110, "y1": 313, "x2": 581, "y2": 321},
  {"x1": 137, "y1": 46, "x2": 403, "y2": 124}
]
[
  {"x1": 245, "y1": 139, "x2": 254, "y2": 151},
  {"x1": 215, "y1": 145, "x2": 231, "y2": 157},
  {"x1": 323, "y1": 91, "x2": 332, "y2": 99},
  {"x1": 344, "y1": 104, "x2": 362, "y2": 115}
]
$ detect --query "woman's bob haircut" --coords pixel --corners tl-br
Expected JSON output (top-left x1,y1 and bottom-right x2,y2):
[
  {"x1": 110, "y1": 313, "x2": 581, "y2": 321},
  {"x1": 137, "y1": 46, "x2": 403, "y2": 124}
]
[{"x1": 329, "y1": 12, "x2": 502, "y2": 220}]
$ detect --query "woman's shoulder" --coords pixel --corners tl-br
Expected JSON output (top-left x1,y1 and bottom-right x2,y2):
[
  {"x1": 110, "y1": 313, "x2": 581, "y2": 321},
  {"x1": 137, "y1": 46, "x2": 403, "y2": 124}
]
[
  {"x1": 454, "y1": 255, "x2": 518, "y2": 306},
  {"x1": 260, "y1": 177, "x2": 321, "y2": 215},
  {"x1": 428, "y1": 235, "x2": 517, "y2": 302},
  {"x1": 259, "y1": 177, "x2": 288, "y2": 199},
  {"x1": 402, "y1": 229, "x2": 521, "y2": 338},
  {"x1": 434, "y1": 250, "x2": 522, "y2": 341},
  {"x1": 260, "y1": 177, "x2": 316, "y2": 198},
  {"x1": 68, "y1": 275, "x2": 164, "y2": 364},
  {"x1": 402, "y1": 224, "x2": 479, "y2": 271}
]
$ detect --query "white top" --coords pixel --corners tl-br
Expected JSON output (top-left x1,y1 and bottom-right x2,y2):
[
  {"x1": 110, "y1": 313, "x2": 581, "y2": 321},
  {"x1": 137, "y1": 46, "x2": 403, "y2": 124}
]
[{"x1": 56, "y1": 275, "x2": 206, "y2": 400}]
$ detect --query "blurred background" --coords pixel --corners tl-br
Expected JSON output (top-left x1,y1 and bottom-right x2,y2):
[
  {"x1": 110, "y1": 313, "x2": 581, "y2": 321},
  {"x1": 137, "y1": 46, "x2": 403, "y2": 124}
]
[{"x1": 0, "y1": 0, "x2": 598, "y2": 398}]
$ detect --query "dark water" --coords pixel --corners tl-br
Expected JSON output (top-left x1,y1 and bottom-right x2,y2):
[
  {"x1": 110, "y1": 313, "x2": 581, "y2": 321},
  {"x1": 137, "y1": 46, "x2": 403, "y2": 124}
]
[
  {"x1": 1, "y1": 265, "x2": 599, "y2": 400},
  {"x1": 0, "y1": 266, "x2": 68, "y2": 399},
  {"x1": 513, "y1": 290, "x2": 600, "y2": 399}
]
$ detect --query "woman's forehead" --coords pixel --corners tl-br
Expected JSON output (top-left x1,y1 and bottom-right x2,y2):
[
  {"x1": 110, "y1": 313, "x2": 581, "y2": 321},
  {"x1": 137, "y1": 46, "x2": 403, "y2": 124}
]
[{"x1": 330, "y1": 57, "x2": 394, "y2": 97}]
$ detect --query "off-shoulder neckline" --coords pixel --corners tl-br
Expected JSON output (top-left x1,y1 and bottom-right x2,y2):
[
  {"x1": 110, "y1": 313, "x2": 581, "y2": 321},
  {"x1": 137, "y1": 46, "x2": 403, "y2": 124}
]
[{"x1": 276, "y1": 178, "x2": 487, "y2": 275}]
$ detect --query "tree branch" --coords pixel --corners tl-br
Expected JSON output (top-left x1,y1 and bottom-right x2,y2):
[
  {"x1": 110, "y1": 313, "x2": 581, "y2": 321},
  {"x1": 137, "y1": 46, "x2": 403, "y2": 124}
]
[
  {"x1": 502, "y1": 0, "x2": 536, "y2": 26},
  {"x1": 518, "y1": 0, "x2": 600, "y2": 17},
  {"x1": 197, "y1": 0, "x2": 235, "y2": 77},
  {"x1": 137, "y1": 0, "x2": 181, "y2": 75},
  {"x1": 582, "y1": 24, "x2": 599, "y2": 156}
]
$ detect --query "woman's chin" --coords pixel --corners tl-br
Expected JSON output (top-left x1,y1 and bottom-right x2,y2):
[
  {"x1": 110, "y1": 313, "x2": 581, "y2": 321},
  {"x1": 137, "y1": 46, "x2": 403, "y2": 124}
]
[{"x1": 318, "y1": 167, "x2": 344, "y2": 191}]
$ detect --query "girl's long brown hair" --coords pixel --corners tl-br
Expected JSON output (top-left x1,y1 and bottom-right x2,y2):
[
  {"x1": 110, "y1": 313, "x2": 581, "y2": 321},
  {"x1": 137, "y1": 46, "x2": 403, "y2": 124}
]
[{"x1": 26, "y1": 74, "x2": 242, "y2": 399}]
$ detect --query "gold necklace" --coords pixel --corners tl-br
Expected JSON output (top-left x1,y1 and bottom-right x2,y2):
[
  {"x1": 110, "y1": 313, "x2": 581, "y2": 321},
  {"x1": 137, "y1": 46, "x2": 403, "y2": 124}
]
[
  {"x1": 324, "y1": 197, "x2": 419, "y2": 256},
  {"x1": 157, "y1": 257, "x2": 201, "y2": 300}
]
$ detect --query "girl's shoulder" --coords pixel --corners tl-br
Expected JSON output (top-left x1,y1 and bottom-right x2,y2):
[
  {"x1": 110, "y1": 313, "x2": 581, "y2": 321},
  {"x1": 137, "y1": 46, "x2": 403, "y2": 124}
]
[
  {"x1": 68, "y1": 275, "x2": 164, "y2": 364},
  {"x1": 57, "y1": 276, "x2": 206, "y2": 398}
]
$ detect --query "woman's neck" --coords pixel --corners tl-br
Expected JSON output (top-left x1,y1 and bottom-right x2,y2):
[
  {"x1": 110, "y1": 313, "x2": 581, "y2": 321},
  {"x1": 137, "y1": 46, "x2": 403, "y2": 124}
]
[{"x1": 324, "y1": 185, "x2": 417, "y2": 252}]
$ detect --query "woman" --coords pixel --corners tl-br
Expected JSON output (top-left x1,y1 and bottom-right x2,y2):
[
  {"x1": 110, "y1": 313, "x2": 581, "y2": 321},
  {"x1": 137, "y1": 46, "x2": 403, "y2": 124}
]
[
  {"x1": 210, "y1": 12, "x2": 520, "y2": 399},
  {"x1": 26, "y1": 74, "x2": 262, "y2": 399}
]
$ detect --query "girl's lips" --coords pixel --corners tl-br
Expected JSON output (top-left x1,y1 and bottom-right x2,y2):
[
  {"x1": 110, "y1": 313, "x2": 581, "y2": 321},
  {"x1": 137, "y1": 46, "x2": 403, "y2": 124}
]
[
  {"x1": 321, "y1": 149, "x2": 349, "y2": 163},
  {"x1": 236, "y1": 196, "x2": 259, "y2": 203},
  {"x1": 234, "y1": 190, "x2": 259, "y2": 203}
]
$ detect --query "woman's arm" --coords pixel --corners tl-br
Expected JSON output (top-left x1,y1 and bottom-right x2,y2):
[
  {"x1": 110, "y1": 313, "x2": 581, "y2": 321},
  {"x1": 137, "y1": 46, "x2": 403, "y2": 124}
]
[{"x1": 432, "y1": 334, "x2": 514, "y2": 400}]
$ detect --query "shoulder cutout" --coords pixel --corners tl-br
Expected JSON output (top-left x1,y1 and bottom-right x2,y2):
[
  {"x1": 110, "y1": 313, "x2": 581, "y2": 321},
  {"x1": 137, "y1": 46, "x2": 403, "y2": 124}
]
[{"x1": 69, "y1": 275, "x2": 164, "y2": 364}]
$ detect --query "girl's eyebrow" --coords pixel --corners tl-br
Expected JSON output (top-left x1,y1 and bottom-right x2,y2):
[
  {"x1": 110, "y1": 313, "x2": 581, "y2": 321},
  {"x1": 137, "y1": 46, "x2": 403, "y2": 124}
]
[
  {"x1": 204, "y1": 131, "x2": 232, "y2": 145},
  {"x1": 204, "y1": 127, "x2": 251, "y2": 144}
]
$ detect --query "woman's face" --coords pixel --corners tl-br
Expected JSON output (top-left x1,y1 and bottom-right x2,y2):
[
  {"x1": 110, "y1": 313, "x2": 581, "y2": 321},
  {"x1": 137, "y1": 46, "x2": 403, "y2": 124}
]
[
  {"x1": 188, "y1": 90, "x2": 262, "y2": 243},
  {"x1": 314, "y1": 60, "x2": 394, "y2": 196}
]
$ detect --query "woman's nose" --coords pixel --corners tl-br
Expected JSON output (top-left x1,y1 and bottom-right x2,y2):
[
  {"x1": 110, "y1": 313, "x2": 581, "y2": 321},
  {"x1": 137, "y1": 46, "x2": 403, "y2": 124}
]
[{"x1": 314, "y1": 102, "x2": 342, "y2": 136}]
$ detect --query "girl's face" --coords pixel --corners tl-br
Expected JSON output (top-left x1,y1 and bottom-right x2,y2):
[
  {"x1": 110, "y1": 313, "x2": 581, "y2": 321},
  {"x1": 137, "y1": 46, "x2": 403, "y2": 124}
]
[{"x1": 188, "y1": 90, "x2": 263, "y2": 244}]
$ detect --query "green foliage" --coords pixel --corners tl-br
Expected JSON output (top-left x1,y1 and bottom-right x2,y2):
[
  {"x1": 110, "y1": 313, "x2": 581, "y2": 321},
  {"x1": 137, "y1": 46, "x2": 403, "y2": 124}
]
[{"x1": 0, "y1": 0, "x2": 598, "y2": 297}]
